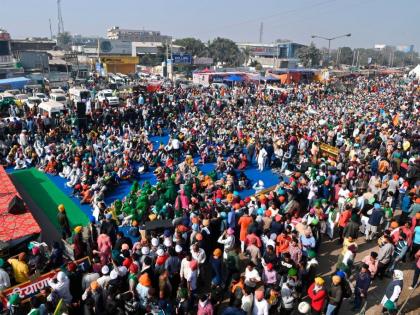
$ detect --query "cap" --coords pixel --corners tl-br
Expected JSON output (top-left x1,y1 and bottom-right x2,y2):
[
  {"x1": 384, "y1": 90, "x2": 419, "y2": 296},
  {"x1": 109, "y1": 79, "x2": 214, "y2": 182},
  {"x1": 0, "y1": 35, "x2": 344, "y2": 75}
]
[
  {"x1": 110, "y1": 269, "x2": 119, "y2": 280},
  {"x1": 101, "y1": 265, "x2": 110, "y2": 275},
  {"x1": 298, "y1": 301, "x2": 310, "y2": 314},
  {"x1": 163, "y1": 238, "x2": 172, "y2": 247},
  {"x1": 141, "y1": 246, "x2": 150, "y2": 255},
  {"x1": 151, "y1": 238, "x2": 159, "y2": 247}
]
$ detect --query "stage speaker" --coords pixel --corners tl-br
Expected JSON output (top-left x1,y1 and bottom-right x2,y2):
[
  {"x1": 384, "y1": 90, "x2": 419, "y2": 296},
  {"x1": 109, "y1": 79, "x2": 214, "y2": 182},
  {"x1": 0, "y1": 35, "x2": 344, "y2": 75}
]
[
  {"x1": 76, "y1": 102, "x2": 86, "y2": 116},
  {"x1": 8, "y1": 195, "x2": 25, "y2": 214}
]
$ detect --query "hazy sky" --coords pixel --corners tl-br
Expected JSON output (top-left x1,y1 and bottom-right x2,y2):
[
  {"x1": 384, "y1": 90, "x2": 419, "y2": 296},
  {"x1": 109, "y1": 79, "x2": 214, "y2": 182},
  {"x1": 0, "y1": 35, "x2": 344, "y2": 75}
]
[{"x1": 1, "y1": 0, "x2": 419, "y2": 50}]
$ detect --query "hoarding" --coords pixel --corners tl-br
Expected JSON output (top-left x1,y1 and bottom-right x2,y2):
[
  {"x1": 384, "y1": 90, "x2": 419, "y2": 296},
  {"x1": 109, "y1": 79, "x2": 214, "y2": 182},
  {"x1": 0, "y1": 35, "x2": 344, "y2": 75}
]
[
  {"x1": 172, "y1": 53, "x2": 192, "y2": 64},
  {"x1": 193, "y1": 57, "x2": 213, "y2": 65},
  {"x1": 99, "y1": 39, "x2": 132, "y2": 55}
]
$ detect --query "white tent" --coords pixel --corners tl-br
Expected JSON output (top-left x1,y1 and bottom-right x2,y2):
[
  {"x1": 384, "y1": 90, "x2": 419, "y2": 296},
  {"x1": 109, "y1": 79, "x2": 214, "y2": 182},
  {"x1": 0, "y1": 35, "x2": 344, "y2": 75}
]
[{"x1": 409, "y1": 64, "x2": 420, "y2": 79}]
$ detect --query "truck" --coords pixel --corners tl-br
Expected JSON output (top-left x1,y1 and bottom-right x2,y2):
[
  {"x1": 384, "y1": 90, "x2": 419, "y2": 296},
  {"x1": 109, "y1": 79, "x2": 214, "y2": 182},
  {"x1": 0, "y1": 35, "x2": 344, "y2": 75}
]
[
  {"x1": 69, "y1": 87, "x2": 91, "y2": 103},
  {"x1": 96, "y1": 89, "x2": 119, "y2": 106}
]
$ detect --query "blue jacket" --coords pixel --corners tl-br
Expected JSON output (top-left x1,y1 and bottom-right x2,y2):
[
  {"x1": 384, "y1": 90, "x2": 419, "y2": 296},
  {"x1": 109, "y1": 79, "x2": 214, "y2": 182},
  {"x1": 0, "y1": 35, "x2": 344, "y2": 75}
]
[
  {"x1": 368, "y1": 209, "x2": 383, "y2": 226},
  {"x1": 401, "y1": 195, "x2": 412, "y2": 213}
]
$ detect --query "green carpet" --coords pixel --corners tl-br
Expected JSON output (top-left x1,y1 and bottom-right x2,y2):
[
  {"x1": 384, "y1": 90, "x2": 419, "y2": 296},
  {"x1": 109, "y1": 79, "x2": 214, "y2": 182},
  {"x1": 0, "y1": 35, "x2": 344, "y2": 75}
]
[{"x1": 11, "y1": 168, "x2": 89, "y2": 230}]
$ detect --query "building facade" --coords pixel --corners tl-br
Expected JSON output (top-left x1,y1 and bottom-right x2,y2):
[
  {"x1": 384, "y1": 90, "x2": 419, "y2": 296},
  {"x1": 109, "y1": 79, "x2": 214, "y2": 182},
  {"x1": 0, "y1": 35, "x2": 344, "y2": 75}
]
[
  {"x1": 107, "y1": 26, "x2": 171, "y2": 43},
  {"x1": 237, "y1": 42, "x2": 305, "y2": 69},
  {"x1": 0, "y1": 29, "x2": 24, "y2": 79}
]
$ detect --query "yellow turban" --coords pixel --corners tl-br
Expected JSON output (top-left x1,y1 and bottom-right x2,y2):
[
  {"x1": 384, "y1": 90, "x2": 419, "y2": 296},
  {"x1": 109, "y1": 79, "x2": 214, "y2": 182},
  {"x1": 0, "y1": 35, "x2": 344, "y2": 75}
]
[{"x1": 314, "y1": 277, "x2": 325, "y2": 286}]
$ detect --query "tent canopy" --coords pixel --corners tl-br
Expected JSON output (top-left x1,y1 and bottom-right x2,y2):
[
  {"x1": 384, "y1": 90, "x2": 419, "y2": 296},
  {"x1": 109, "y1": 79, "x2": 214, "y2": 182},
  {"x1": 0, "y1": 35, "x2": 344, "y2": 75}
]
[
  {"x1": 0, "y1": 77, "x2": 30, "y2": 91},
  {"x1": 409, "y1": 64, "x2": 420, "y2": 79},
  {"x1": 224, "y1": 74, "x2": 243, "y2": 82},
  {"x1": 265, "y1": 74, "x2": 280, "y2": 81}
]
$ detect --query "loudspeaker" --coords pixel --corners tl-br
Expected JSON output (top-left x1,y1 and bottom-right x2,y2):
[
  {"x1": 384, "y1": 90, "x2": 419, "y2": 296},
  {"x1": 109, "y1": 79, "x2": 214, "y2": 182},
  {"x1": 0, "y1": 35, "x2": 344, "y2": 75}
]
[
  {"x1": 144, "y1": 219, "x2": 173, "y2": 231},
  {"x1": 76, "y1": 102, "x2": 86, "y2": 116},
  {"x1": 8, "y1": 195, "x2": 25, "y2": 214}
]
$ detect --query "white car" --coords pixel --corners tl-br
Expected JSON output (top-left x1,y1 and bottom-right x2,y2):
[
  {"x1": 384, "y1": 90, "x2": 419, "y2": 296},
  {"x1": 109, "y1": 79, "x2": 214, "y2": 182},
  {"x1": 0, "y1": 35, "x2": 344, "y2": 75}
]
[
  {"x1": 50, "y1": 88, "x2": 66, "y2": 95},
  {"x1": 25, "y1": 96, "x2": 42, "y2": 109},
  {"x1": 34, "y1": 93, "x2": 48, "y2": 102},
  {"x1": 96, "y1": 89, "x2": 119, "y2": 106},
  {"x1": 0, "y1": 92, "x2": 16, "y2": 102}
]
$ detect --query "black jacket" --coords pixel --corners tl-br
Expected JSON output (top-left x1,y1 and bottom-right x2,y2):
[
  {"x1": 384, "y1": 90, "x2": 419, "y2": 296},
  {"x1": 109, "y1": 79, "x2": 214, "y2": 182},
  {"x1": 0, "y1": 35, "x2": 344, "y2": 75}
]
[{"x1": 328, "y1": 283, "x2": 343, "y2": 306}]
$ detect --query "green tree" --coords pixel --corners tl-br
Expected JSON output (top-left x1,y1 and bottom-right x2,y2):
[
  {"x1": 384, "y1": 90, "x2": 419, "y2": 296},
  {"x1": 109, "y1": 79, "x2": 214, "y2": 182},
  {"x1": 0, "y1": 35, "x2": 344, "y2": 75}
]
[
  {"x1": 208, "y1": 37, "x2": 243, "y2": 67},
  {"x1": 249, "y1": 60, "x2": 262, "y2": 70},
  {"x1": 337, "y1": 47, "x2": 353, "y2": 65},
  {"x1": 241, "y1": 47, "x2": 252, "y2": 66},
  {"x1": 173, "y1": 38, "x2": 208, "y2": 57},
  {"x1": 139, "y1": 53, "x2": 161, "y2": 67},
  {"x1": 296, "y1": 43, "x2": 321, "y2": 67}
]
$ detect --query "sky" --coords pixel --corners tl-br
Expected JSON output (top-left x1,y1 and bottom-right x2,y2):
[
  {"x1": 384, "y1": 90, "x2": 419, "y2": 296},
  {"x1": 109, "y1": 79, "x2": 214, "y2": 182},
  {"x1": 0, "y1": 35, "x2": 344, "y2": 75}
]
[{"x1": 1, "y1": 0, "x2": 419, "y2": 50}]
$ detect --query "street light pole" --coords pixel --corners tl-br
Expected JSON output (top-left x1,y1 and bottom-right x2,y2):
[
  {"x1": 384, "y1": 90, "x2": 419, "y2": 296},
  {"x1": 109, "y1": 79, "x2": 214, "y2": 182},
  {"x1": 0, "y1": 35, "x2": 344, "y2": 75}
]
[{"x1": 311, "y1": 33, "x2": 351, "y2": 65}]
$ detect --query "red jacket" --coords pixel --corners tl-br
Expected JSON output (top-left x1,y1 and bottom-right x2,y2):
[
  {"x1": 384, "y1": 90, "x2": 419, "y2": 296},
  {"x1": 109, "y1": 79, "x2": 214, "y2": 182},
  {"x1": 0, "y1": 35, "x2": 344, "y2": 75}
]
[{"x1": 307, "y1": 283, "x2": 327, "y2": 311}]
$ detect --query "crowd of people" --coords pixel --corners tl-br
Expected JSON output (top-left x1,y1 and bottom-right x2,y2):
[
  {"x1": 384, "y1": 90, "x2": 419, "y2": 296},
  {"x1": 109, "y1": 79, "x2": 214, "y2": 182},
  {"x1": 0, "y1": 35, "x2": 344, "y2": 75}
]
[{"x1": 0, "y1": 72, "x2": 419, "y2": 315}]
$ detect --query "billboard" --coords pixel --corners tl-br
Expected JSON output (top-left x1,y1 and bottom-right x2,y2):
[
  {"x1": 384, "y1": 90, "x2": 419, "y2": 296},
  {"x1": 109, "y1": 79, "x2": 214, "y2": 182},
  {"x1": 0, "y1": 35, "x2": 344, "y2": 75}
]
[
  {"x1": 172, "y1": 53, "x2": 192, "y2": 64},
  {"x1": 99, "y1": 39, "x2": 131, "y2": 55},
  {"x1": 193, "y1": 57, "x2": 213, "y2": 65}
]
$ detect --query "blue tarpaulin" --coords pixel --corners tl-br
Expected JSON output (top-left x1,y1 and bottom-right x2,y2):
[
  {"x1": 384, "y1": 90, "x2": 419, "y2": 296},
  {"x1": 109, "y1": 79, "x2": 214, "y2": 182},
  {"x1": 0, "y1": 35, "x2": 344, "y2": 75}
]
[
  {"x1": 224, "y1": 74, "x2": 243, "y2": 82},
  {"x1": 0, "y1": 77, "x2": 30, "y2": 91}
]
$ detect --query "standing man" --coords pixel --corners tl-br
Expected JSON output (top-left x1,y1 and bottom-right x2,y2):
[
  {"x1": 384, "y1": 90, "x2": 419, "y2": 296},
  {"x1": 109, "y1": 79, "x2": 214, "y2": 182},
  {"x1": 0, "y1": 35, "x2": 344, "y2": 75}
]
[
  {"x1": 381, "y1": 270, "x2": 404, "y2": 314},
  {"x1": 365, "y1": 203, "x2": 383, "y2": 241},
  {"x1": 377, "y1": 236, "x2": 395, "y2": 279},
  {"x1": 57, "y1": 204, "x2": 71, "y2": 239},
  {"x1": 353, "y1": 263, "x2": 371, "y2": 312},
  {"x1": 307, "y1": 277, "x2": 327, "y2": 315},
  {"x1": 326, "y1": 275, "x2": 343, "y2": 315},
  {"x1": 257, "y1": 145, "x2": 267, "y2": 172}
]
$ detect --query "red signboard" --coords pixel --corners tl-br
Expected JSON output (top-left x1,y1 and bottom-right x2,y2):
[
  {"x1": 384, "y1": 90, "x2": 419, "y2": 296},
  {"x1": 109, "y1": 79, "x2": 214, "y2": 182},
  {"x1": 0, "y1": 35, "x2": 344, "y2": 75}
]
[
  {"x1": 1, "y1": 256, "x2": 91, "y2": 304},
  {"x1": 0, "y1": 32, "x2": 11, "y2": 40}
]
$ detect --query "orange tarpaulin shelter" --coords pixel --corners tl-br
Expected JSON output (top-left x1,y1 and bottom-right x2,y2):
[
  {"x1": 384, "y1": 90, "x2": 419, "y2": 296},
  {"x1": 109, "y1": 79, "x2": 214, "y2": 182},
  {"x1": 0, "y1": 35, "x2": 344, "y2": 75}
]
[{"x1": 278, "y1": 72, "x2": 302, "y2": 84}]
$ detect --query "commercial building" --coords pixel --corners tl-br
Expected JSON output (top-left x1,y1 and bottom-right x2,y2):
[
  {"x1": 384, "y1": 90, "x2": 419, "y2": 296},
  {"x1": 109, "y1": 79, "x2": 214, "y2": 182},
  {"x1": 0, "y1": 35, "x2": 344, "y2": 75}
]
[
  {"x1": 237, "y1": 41, "x2": 305, "y2": 69},
  {"x1": 0, "y1": 29, "x2": 24, "y2": 79},
  {"x1": 107, "y1": 26, "x2": 171, "y2": 43},
  {"x1": 98, "y1": 56, "x2": 139, "y2": 75},
  {"x1": 374, "y1": 44, "x2": 415, "y2": 53},
  {"x1": 10, "y1": 39, "x2": 56, "y2": 54},
  {"x1": 131, "y1": 41, "x2": 181, "y2": 56}
]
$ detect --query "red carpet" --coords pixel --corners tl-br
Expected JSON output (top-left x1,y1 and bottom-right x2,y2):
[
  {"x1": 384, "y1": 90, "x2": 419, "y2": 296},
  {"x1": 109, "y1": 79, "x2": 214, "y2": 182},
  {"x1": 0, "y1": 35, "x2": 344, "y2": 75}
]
[{"x1": 0, "y1": 166, "x2": 41, "y2": 242}]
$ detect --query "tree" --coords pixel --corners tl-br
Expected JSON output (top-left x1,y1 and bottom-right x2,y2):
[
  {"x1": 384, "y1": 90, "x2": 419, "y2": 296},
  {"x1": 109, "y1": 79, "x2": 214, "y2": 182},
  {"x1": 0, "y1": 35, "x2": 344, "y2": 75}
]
[
  {"x1": 56, "y1": 32, "x2": 72, "y2": 48},
  {"x1": 173, "y1": 38, "x2": 208, "y2": 57},
  {"x1": 249, "y1": 60, "x2": 262, "y2": 71},
  {"x1": 296, "y1": 43, "x2": 321, "y2": 67},
  {"x1": 208, "y1": 37, "x2": 243, "y2": 67},
  {"x1": 241, "y1": 47, "x2": 252, "y2": 66},
  {"x1": 139, "y1": 53, "x2": 161, "y2": 67},
  {"x1": 337, "y1": 47, "x2": 353, "y2": 65}
]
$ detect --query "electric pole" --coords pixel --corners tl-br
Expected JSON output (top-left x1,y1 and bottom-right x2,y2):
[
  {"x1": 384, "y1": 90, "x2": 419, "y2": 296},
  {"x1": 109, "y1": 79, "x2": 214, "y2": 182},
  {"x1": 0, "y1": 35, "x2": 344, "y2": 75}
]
[
  {"x1": 49, "y1": 18, "x2": 53, "y2": 39},
  {"x1": 57, "y1": 0, "x2": 65, "y2": 34}
]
